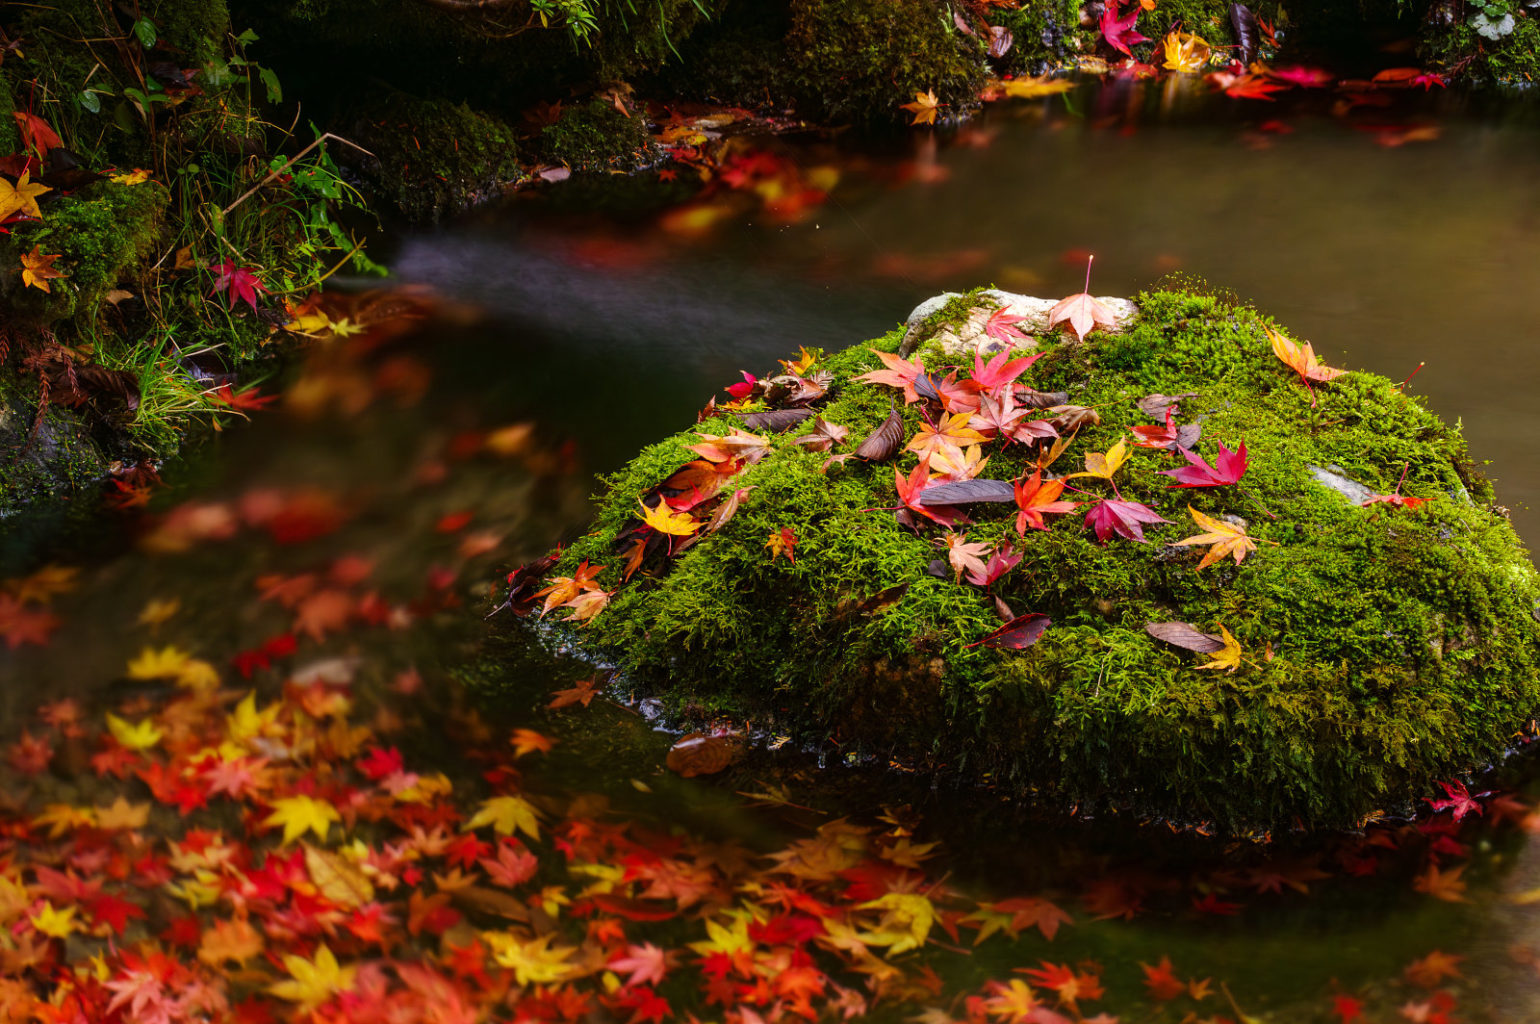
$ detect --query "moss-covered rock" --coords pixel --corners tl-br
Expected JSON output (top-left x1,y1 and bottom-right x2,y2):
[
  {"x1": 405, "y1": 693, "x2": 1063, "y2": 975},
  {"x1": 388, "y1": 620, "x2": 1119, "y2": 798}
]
[
  {"x1": 1420, "y1": 7, "x2": 1540, "y2": 84},
  {"x1": 539, "y1": 99, "x2": 659, "y2": 174},
  {"x1": 343, "y1": 89, "x2": 521, "y2": 222},
  {"x1": 0, "y1": 181, "x2": 168, "y2": 327},
  {"x1": 541, "y1": 285, "x2": 1540, "y2": 832},
  {"x1": 786, "y1": 0, "x2": 988, "y2": 124}
]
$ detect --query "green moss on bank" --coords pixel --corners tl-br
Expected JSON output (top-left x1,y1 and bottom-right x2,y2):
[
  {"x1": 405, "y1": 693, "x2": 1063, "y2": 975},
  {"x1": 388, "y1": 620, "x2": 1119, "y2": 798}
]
[
  {"x1": 540, "y1": 100, "x2": 660, "y2": 175},
  {"x1": 345, "y1": 90, "x2": 522, "y2": 222},
  {"x1": 786, "y1": 0, "x2": 988, "y2": 124},
  {"x1": 542, "y1": 287, "x2": 1540, "y2": 831}
]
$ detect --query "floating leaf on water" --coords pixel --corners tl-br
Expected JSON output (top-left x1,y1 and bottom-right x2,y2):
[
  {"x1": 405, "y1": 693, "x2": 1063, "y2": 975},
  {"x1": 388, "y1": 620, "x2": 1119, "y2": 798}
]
[{"x1": 665, "y1": 732, "x2": 742, "y2": 777}]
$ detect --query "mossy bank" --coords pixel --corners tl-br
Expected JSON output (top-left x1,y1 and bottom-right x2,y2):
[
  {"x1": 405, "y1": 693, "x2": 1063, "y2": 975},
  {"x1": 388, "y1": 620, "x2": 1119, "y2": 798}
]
[{"x1": 533, "y1": 286, "x2": 1540, "y2": 832}]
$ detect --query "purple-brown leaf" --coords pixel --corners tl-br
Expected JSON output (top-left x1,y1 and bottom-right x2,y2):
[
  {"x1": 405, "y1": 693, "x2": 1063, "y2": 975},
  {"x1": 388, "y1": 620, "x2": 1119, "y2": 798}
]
[
  {"x1": 1145, "y1": 621, "x2": 1227, "y2": 653},
  {"x1": 967, "y1": 613, "x2": 1051, "y2": 650}
]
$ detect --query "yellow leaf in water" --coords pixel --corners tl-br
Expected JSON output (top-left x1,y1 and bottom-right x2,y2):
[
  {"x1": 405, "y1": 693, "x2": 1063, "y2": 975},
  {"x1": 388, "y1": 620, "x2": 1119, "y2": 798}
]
[
  {"x1": 137, "y1": 597, "x2": 181, "y2": 628},
  {"x1": 899, "y1": 89, "x2": 941, "y2": 126},
  {"x1": 263, "y1": 795, "x2": 341, "y2": 845},
  {"x1": 465, "y1": 794, "x2": 541, "y2": 839},
  {"x1": 127, "y1": 645, "x2": 192, "y2": 680},
  {"x1": 1162, "y1": 31, "x2": 1212, "y2": 72},
  {"x1": 267, "y1": 944, "x2": 357, "y2": 1010},
  {"x1": 106, "y1": 713, "x2": 163, "y2": 751},
  {"x1": 482, "y1": 932, "x2": 578, "y2": 986},
  {"x1": 305, "y1": 846, "x2": 376, "y2": 909}
]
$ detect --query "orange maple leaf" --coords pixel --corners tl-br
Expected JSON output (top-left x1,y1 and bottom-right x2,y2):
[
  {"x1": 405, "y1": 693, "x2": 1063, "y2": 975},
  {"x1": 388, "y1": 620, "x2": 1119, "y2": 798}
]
[{"x1": 20, "y1": 246, "x2": 67, "y2": 293}]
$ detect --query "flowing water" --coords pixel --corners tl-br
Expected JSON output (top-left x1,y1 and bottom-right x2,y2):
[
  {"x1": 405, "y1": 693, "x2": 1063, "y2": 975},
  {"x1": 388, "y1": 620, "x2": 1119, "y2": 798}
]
[{"x1": 5, "y1": 78, "x2": 1540, "y2": 1021}]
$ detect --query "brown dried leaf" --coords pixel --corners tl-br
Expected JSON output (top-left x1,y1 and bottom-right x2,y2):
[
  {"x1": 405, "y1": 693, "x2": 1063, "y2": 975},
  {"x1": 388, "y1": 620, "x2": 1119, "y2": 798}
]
[
  {"x1": 1137, "y1": 392, "x2": 1197, "y2": 420},
  {"x1": 793, "y1": 416, "x2": 850, "y2": 453},
  {"x1": 1047, "y1": 405, "x2": 1101, "y2": 433},
  {"x1": 665, "y1": 733, "x2": 743, "y2": 777},
  {"x1": 741, "y1": 408, "x2": 813, "y2": 433},
  {"x1": 855, "y1": 404, "x2": 904, "y2": 461},
  {"x1": 967, "y1": 613, "x2": 1051, "y2": 650},
  {"x1": 1144, "y1": 621, "x2": 1227, "y2": 653}
]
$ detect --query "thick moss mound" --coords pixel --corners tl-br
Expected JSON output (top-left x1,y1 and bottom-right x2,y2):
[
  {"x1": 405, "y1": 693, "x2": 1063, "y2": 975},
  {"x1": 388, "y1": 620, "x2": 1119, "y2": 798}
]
[{"x1": 548, "y1": 286, "x2": 1540, "y2": 831}]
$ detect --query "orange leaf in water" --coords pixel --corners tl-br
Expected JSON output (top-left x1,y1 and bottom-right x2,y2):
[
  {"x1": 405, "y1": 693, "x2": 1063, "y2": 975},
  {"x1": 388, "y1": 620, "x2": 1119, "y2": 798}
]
[
  {"x1": 1413, "y1": 861, "x2": 1468, "y2": 902},
  {"x1": 900, "y1": 89, "x2": 941, "y2": 125},
  {"x1": 548, "y1": 675, "x2": 603, "y2": 709}
]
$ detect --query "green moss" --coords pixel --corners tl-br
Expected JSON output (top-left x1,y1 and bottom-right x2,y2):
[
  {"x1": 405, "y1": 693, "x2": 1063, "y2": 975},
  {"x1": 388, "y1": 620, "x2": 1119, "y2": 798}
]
[
  {"x1": 143, "y1": 0, "x2": 234, "y2": 66},
  {"x1": 0, "y1": 75, "x2": 18, "y2": 154},
  {"x1": 0, "y1": 181, "x2": 168, "y2": 327},
  {"x1": 0, "y1": 377, "x2": 110, "y2": 514},
  {"x1": 786, "y1": 0, "x2": 987, "y2": 125},
  {"x1": 1421, "y1": 11, "x2": 1540, "y2": 84},
  {"x1": 539, "y1": 99, "x2": 659, "y2": 175},
  {"x1": 539, "y1": 287, "x2": 1540, "y2": 831},
  {"x1": 344, "y1": 88, "x2": 521, "y2": 222}
]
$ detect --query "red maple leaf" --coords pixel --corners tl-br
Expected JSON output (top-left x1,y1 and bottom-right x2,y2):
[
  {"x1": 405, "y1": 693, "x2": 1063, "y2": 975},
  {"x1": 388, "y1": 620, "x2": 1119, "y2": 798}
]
[
  {"x1": 210, "y1": 384, "x2": 278, "y2": 413},
  {"x1": 1013, "y1": 469, "x2": 1075, "y2": 534},
  {"x1": 1159, "y1": 441, "x2": 1247, "y2": 488},
  {"x1": 1425, "y1": 780, "x2": 1485, "y2": 822},
  {"x1": 969, "y1": 349, "x2": 1042, "y2": 395},
  {"x1": 980, "y1": 306, "x2": 1029, "y2": 346},
  {"x1": 1140, "y1": 956, "x2": 1185, "y2": 1001},
  {"x1": 724, "y1": 371, "x2": 757, "y2": 400},
  {"x1": 1100, "y1": 0, "x2": 1149, "y2": 56},
  {"x1": 1270, "y1": 65, "x2": 1335, "y2": 88},
  {"x1": 853, "y1": 350, "x2": 928, "y2": 404},
  {"x1": 13, "y1": 112, "x2": 62, "y2": 158},
  {"x1": 895, "y1": 459, "x2": 963, "y2": 526},
  {"x1": 1084, "y1": 498, "x2": 1169, "y2": 543},
  {"x1": 208, "y1": 260, "x2": 269, "y2": 311}
]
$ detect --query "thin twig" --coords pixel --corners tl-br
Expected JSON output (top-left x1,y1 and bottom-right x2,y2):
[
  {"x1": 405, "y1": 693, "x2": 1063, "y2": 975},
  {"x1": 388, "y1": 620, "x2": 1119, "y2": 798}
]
[{"x1": 221, "y1": 132, "x2": 374, "y2": 216}]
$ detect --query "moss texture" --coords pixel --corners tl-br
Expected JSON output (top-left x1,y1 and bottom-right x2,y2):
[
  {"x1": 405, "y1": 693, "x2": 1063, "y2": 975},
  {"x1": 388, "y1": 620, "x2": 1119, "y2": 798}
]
[
  {"x1": 539, "y1": 99, "x2": 659, "y2": 174},
  {"x1": 1421, "y1": 9, "x2": 1540, "y2": 84},
  {"x1": 0, "y1": 181, "x2": 169, "y2": 327},
  {"x1": 543, "y1": 286, "x2": 1540, "y2": 832},
  {"x1": 786, "y1": 0, "x2": 988, "y2": 124},
  {"x1": 344, "y1": 89, "x2": 522, "y2": 222}
]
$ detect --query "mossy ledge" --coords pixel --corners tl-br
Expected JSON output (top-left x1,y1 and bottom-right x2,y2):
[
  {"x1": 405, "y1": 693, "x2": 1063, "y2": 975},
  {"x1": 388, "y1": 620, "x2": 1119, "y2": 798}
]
[{"x1": 538, "y1": 285, "x2": 1540, "y2": 832}]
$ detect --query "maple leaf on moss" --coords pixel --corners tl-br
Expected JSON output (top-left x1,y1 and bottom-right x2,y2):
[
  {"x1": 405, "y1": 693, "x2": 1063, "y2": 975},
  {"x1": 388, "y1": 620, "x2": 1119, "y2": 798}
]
[
  {"x1": 1013, "y1": 469, "x2": 1076, "y2": 534},
  {"x1": 852, "y1": 350, "x2": 928, "y2": 404},
  {"x1": 1066, "y1": 438, "x2": 1131, "y2": 482},
  {"x1": 1084, "y1": 498, "x2": 1168, "y2": 543},
  {"x1": 907, "y1": 412, "x2": 987, "y2": 460},
  {"x1": 19, "y1": 246, "x2": 66, "y2": 292},
  {"x1": 267, "y1": 944, "x2": 358, "y2": 1010},
  {"x1": 1171, "y1": 506, "x2": 1259, "y2": 569},
  {"x1": 263, "y1": 795, "x2": 341, "y2": 844},
  {"x1": 1194, "y1": 625, "x2": 1244, "y2": 673},
  {"x1": 0, "y1": 171, "x2": 51, "y2": 221},
  {"x1": 1160, "y1": 441, "x2": 1248, "y2": 488},
  {"x1": 639, "y1": 500, "x2": 699, "y2": 537},
  {"x1": 1100, "y1": 0, "x2": 1149, "y2": 55},
  {"x1": 1267, "y1": 325, "x2": 1344, "y2": 404}
]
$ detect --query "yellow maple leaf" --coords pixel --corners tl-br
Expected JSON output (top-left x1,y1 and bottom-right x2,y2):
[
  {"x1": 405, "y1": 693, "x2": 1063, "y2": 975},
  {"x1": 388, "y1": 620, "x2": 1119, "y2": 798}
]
[
  {"x1": 465, "y1": 794, "x2": 541, "y2": 839},
  {"x1": 106, "y1": 713, "x2": 163, "y2": 751},
  {"x1": 899, "y1": 89, "x2": 940, "y2": 126},
  {"x1": 906, "y1": 412, "x2": 987, "y2": 460},
  {"x1": 0, "y1": 172, "x2": 51, "y2": 220},
  {"x1": 227, "y1": 691, "x2": 280, "y2": 743},
  {"x1": 996, "y1": 75, "x2": 1076, "y2": 100},
  {"x1": 94, "y1": 796, "x2": 151, "y2": 830},
  {"x1": 1172, "y1": 506, "x2": 1260, "y2": 569},
  {"x1": 111, "y1": 168, "x2": 153, "y2": 185},
  {"x1": 29, "y1": 901, "x2": 77, "y2": 938},
  {"x1": 32, "y1": 804, "x2": 95, "y2": 838},
  {"x1": 127, "y1": 645, "x2": 192, "y2": 680},
  {"x1": 5, "y1": 564, "x2": 77, "y2": 604},
  {"x1": 20, "y1": 246, "x2": 67, "y2": 292},
  {"x1": 639, "y1": 500, "x2": 699, "y2": 537},
  {"x1": 175, "y1": 658, "x2": 220, "y2": 692},
  {"x1": 482, "y1": 932, "x2": 578, "y2": 986},
  {"x1": 857, "y1": 892, "x2": 936, "y2": 954},
  {"x1": 267, "y1": 944, "x2": 357, "y2": 1010},
  {"x1": 137, "y1": 597, "x2": 181, "y2": 628},
  {"x1": 1066, "y1": 438, "x2": 1131, "y2": 481},
  {"x1": 1162, "y1": 30, "x2": 1211, "y2": 72},
  {"x1": 304, "y1": 846, "x2": 375, "y2": 908},
  {"x1": 687, "y1": 910, "x2": 755, "y2": 957},
  {"x1": 198, "y1": 917, "x2": 264, "y2": 966},
  {"x1": 1195, "y1": 624, "x2": 1244, "y2": 673},
  {"x1": 263, "y1": 795, "x2": 341, "y2": 845}
]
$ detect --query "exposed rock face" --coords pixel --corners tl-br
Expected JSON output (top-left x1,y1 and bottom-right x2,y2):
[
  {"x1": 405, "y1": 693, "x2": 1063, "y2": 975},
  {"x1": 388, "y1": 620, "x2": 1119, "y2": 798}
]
[{"x1": 534, "y1": 286, "x2": 1540, "y2": 832}]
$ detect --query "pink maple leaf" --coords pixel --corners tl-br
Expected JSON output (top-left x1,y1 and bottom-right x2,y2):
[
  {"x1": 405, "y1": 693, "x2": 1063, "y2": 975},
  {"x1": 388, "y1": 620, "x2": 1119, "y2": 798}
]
[
  {"x1": 208, "y1": 260, "x2": 269, "y2": 311},
  {"x1": 1100, "y1": 0, "x2": 1150, "y2": 56},
  {"x1": 608, "y1": 942, "x2": 670, "y2": 989},
  {"x1": 1425, "y1": 780, "x2": 1486, "y2": 822},
  {"x1": 1158, "y1": 441, "x2": 1248, "y2": 488},
  {"x1": 1084, "y1": 498, "x2": 1169, "y2": 543}
]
